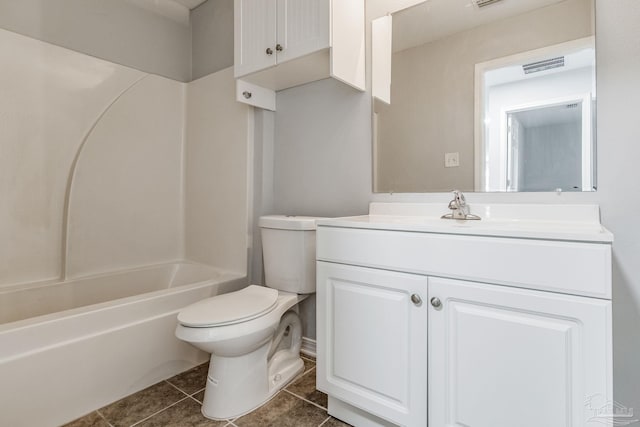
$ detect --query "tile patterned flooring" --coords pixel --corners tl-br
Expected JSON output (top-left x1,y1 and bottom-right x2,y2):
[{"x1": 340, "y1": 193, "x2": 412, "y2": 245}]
[{"x1": 64, "y1": 355, "x2": 350, "y2": 427}]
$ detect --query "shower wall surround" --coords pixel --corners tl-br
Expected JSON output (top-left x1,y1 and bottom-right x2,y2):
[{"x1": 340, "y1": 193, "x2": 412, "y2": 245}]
[
  {"x1": 0, "y1": 27, "x2": 250, "y2": 287},
  {"x1": 65, "y1": 75, "x2": 185, "y2": 278}
]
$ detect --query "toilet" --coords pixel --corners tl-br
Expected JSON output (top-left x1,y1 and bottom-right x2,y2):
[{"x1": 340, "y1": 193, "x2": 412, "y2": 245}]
[{"x1": 175, "y1": 215, "x2": 323, "y2": 420}]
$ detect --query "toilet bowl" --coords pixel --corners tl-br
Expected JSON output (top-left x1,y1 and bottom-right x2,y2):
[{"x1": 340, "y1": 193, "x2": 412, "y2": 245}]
[{"x1": 175, "y1": 215, "x2": 323, "y2": 420}]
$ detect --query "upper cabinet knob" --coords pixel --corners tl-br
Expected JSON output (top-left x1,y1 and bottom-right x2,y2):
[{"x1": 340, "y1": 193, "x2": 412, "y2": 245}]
[
  {"x1": 276, "y1": 44, "x2": 283, "y2": 52},
  {"x1": 266, "y1": 47, "x2": 274, "y2": 55},
  {"x1": 430, "y1": 297, "x2": 442, "y2": 308}
]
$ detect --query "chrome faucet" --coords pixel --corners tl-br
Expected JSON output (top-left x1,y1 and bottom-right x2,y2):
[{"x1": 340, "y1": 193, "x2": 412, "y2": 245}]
[{"x1": 442, "y1": 190, "x2": 481, "y2": 220}]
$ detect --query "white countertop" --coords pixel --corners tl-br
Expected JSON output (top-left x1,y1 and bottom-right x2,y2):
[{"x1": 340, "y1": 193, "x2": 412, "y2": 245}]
[{"x1": 316, "y1": 203, "x2": 613, "y2": 243}]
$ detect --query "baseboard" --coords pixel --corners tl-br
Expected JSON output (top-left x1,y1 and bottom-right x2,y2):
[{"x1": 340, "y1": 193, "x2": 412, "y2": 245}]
[{"x1": 300, "y1": 337, "x2": 316, "y2": 358}]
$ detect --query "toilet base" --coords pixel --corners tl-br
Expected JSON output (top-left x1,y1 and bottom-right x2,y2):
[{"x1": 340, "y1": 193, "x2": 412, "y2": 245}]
[{"x1": 201, "y1": 343, "x2": 304, "y2": 420}]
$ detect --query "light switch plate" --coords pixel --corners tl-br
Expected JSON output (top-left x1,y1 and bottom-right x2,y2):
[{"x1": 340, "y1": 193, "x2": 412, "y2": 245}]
[{"x1": 445, "y1": 152, "x2": 460, "y2": 168}]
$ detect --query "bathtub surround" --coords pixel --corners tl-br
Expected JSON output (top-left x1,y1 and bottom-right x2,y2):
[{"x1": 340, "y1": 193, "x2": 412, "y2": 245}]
[
  {"x1": 185, "y1": 68, "x2": 251, "y2": 275},
  {"x1": 0, "y1": 28, "x2": 146, "y2": 287},
  {"x1": 0, "y1": 23, "x2": 251, "y2": 427},
  {"x1": 0, "y1": 264, "x2": 246, "y2": 427},
  {"x1": 65, "y1": 75, "x2": 186, "y2": 278},
  {"x1": 0, "y1": 28, "x2": 250, "y2": 289}
]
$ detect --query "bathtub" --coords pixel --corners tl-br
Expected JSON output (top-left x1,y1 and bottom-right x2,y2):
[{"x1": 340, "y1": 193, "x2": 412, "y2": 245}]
[{"x1": 0, "y1": 261, "x2": 246, "y2": 427}]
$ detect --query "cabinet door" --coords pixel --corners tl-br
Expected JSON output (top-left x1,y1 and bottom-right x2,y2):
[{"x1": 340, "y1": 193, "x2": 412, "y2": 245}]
[
  {"x1": 428, "y1": 277, "x2": 612, "y2": 427},
  {"x1": 317, "y1": 262, "x2": 428, "y2": 427},
  {"x1": 276, "y1": 0, "x2": 330, "y2": 64},
  {"x1": 234, "y1": 0, "x2": 277, "y2": 77}
]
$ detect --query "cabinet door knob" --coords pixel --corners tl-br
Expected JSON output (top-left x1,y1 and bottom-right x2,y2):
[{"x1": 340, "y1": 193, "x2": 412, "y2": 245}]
[
  {"x1": 242, "y1": 91, "x2": 252, "y2": 99},
  {"x1": 266, "y1": 47, "x2": 274, "y2": 55},
  {"x1": 276, "y1": 44, "x2": 283, "y2": 52},
  {"x1": 411, "y1": 294, "x2": 422, "y2": 306},
  {"x1": 430, "y1": 297, "x2": 442, "y2": 308}
]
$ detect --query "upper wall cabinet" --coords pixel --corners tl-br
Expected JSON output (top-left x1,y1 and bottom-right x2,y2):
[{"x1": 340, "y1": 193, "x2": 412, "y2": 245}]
[{"x1": 234, "y1": 0, "x2": 365, "y2": 111}]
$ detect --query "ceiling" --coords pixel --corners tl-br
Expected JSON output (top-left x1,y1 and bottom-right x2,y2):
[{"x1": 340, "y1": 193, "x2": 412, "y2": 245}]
[{"x1": 393, "y1": 0, "x2": 568, "y2": 53}]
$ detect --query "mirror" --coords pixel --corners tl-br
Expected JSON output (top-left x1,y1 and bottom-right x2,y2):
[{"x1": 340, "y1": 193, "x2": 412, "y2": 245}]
[{"x1": 372, "y1": 0, "x2": 596, "y2": 193}]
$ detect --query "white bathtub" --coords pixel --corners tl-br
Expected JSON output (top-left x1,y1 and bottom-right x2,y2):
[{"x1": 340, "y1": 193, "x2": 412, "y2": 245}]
[{"x1": 0, "y1": 262, "x2": 246, "y2": 427}]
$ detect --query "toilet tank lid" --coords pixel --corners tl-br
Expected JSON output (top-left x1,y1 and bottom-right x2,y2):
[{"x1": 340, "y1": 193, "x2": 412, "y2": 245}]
[{"x1": 259, "y1": 215, "x2": 327, "y2": 231}]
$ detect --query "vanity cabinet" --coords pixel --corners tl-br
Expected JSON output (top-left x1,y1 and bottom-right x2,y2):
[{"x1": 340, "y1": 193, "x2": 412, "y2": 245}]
[
  {"x1": 234, "y1": 0, "x2": 365, "y2": 110},
  {"x1": 316, "y1": 262, "x2": 428, "y2": 427},
  {"x1": 428, "y1": 277, "x2": 611, "y2": 427},
  {"x1": 316, "y1": 204, "x2": 613, "y2": 427}
]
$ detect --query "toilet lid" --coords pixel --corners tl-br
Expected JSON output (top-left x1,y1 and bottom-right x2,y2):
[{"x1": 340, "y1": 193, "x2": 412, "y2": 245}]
[{"x1": 177, "y1": 285, "x2": 279, "y2": 327}]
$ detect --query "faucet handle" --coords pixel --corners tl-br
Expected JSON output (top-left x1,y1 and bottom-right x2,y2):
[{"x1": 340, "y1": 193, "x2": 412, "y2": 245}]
[
  {"x1": 452, "y1": 190, "x2": 466, "y2": 207},
  {"x1": 442, "y1": 190, "x2": 481, "y2": 220}
]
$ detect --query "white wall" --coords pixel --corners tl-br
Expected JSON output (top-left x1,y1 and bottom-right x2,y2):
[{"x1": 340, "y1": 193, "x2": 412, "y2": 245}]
[
  {"x1": 185, "y1": 67, "x2": 251, "y2": 274},
  {"x1": 266, "y1": 1, "x2": 640, "y2": 413},
  {"x1": 0, "y1": 0, "x2": 192, "y2": 81}
]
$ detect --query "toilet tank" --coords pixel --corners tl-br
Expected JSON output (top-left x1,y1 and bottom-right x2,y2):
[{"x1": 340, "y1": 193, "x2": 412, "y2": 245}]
[{"x1": 259, "y1": 215, "x2": 325, "y2": 294}]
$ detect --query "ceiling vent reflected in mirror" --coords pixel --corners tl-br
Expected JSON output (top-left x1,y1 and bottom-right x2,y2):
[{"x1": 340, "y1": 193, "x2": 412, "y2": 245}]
[
  {"x1": 523, "y1": 56, "x2": 566, "y2": 74},
  {"x1": 473, "y1": 0, "x2": 504, "y2": 8}
]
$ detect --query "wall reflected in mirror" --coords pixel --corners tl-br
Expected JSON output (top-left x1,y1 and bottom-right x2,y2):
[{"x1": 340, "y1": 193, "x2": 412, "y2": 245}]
[{"x1": 372, "y1": 0, "x2": 596, "y2": 193}]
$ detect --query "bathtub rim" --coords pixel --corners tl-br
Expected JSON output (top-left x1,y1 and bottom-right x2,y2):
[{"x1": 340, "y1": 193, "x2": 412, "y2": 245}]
[
  {"x1": 0, "y1": 260, "x2": 246, "y2": 333},
  {"x1": 0, "y1": 259, "x2": 224, "y2": 295}
]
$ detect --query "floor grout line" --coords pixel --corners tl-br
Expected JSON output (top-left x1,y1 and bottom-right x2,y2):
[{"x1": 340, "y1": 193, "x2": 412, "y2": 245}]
[
  {"x1": 187, "y1": 394, "x2": 207, "y2": 407},
  {"x1": 95, "y1": 410, "x2": 115, "y2": 427},
  {"x1": 163, "y1": 379, "x2": 193, "y2": 398},
  {"x1": 283, "y1": 388, "x2": 328, "y2": 412},
  {"x1": 128, "y1": 395, "x2": 191, "y2": 427},
  {"x1": 189, "y1": 387, "x2": 206, "y2": 403},
  {"x1": 69, "y1": 354, "x2": 322, "y2": 426}
]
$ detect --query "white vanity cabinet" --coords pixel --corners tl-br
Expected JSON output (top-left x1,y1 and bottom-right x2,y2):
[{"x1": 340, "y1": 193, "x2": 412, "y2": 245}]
[
  {"x1": 234, "y1": 0, "x2": 365, "y2": 110},
  {"x1": 316, "y1": 203, "x2": 613, "y2": 427},
  {"x1": 428, "y1": 277, "x2": 611, "y2": 427},
  {"x1": 316, "y1": 262, "x2": 428, "y2": 427}
]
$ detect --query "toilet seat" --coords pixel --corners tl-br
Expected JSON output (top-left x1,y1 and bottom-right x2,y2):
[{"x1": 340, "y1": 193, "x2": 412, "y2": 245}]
[{"x1": 177, "y1": 285, "x2": 278, "y2": 327}]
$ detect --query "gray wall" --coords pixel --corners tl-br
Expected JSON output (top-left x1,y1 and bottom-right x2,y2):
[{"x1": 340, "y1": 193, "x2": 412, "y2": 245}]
[
  {"x1": 266, "y1": 0, "x2": 640, "y2": 414},
  {"x1": 273, "y1": 78, "x2": 373, "y2": 218},
  {"x1": 0, "y1": 0, "x2": 192, "y2": 81},
  {"x1": 0, "y1": 0, "x2": 236, "y2": 82},
  {"x1": 191, "y1": 0, "x2": 234, "y2": 80}
]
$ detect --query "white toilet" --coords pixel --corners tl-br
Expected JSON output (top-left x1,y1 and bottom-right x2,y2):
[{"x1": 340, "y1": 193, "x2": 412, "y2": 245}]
[{"x1": 175, "y1": 215, "x2": 323, "y2": 420}]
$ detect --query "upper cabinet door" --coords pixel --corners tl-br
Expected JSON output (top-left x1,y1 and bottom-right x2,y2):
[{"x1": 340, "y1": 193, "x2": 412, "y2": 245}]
[
  {"x1": 234, "y1": 0, "x2": 277, "y2": 77},
  {"x1": 275, "y1": 0, "x2": 330, "y2": 64},
  {"x1": 428, "y1": 277, "x2": 612, "y2": 427}
]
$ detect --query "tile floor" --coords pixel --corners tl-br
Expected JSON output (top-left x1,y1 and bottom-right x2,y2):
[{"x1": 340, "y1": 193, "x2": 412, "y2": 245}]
[{"x1": 64, "y1": 355, "x2": 350, "y2": 427}]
